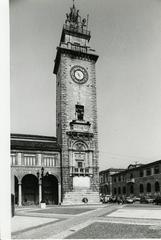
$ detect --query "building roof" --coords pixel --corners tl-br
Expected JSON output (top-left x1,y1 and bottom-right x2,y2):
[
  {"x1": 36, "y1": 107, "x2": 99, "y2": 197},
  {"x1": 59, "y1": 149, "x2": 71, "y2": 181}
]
[
  {"x1": 99, "y1": 168, "x2": 125, "y2": 175},
  {"x1": 111, "y1": 159, "x2": 161, "y2": 176},
  {"x1": 11, "y1": 134, "x2": 60, "y2": 152}
]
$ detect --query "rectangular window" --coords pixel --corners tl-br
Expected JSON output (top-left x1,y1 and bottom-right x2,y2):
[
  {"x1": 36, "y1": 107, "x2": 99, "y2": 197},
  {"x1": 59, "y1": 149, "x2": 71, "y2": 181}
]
[
  {"x1": 76, "y1": 105, "x2": 84, "y2": 121},
  {"x1": 23, "y1": 155, "x2": 36, "y2": 166},
  {"x1": 139, "y1": 170, "x2": 143, "y2": 177},
  {"x1": 78, "y1": 162, "x2": 83, "y2": 168},
  {"x1": 43, "y1": 155, "x2": 56, "y2": 167},
  {"x1": 146, "y1": 168, "x2": 151, "y2": 176},
  {"x1": 122, "y1": 175, "x2": 125, "y2": 182},
  {"x1": 154, "y1": 165, "x2": 159, "y2": 174}
]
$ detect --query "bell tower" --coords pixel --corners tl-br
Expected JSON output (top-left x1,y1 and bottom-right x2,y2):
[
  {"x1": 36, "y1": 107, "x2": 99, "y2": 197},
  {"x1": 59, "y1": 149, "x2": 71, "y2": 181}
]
[{"x1": 54, "y1": 2, "x2": 99, "y2": 204}]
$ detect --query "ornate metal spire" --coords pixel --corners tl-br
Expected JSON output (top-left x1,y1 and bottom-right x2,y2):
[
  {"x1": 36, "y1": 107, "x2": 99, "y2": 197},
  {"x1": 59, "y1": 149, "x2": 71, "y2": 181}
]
[{"x1": 65, "y1": 1, "x2": 88, "y2": 30}]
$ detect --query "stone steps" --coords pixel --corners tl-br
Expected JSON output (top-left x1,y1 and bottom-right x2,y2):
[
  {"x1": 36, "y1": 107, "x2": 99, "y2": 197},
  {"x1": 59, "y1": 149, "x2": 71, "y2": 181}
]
[{"x1": 62, "y1": 189, "x2": 100, "y2": 205}]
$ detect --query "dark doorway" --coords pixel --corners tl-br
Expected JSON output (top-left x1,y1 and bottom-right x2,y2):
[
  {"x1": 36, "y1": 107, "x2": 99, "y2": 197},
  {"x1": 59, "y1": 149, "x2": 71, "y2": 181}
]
[
  {"x1": 14, "y1": 176, "x2": 18, "y2": 204},
  {"x1": 22, "y1": 174, "x2": 38, "y2": 205},
  {"x1": 43, "y1": 175, "x2": 58, "y2": 205}
]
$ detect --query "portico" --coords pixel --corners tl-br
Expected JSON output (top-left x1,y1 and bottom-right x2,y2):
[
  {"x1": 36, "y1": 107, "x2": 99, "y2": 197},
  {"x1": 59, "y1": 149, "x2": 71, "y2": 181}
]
[{"x1": 11, "y1": 134, "x2": 61, "y2": 206}]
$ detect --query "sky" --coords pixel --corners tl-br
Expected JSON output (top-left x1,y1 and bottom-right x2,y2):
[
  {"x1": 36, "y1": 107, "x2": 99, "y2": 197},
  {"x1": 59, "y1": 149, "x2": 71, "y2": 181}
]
[{"x1": 10, "y1": 0, "x2": 161, "y2": 170}]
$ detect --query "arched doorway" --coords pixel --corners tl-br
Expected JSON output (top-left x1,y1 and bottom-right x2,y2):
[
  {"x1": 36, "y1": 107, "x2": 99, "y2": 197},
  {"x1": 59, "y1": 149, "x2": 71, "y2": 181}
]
[
  {"x1": 14, "y1": 176, "x2": 18, "y2": 204},
  {"x1": 22, "y1": 174, "x2": 38, "y2": 205},
  {"x1": 43, "y1": 175, "x2": 58, "y2": 205}
]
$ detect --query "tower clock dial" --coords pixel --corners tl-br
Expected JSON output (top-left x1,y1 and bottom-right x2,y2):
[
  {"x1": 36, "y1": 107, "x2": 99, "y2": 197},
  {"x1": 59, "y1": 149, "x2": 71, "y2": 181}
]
[{"x1": 70, "y1": 65, "x2": 88, "y2": 84}]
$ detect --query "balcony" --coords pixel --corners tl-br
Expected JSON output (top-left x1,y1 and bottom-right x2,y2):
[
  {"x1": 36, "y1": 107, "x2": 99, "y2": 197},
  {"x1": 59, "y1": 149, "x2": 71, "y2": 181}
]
[
  {"x1": 70, "y1": 167, "x2": 93, "y2": 176},
  {"x1": 63, "y1": 24, "x2": 91, "y2": 37},
  {"x1": 60, "y1": 42, "x2": 94, "y2": 55}
]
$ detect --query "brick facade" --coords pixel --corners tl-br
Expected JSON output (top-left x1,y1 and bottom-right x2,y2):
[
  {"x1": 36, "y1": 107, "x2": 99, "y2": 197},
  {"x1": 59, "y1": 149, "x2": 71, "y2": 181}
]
[
  {"x1": 99, "y1": 168, "x2": 125, "y2": 195},
  {"x1": 111, "y1": 160, "x2": 161, "y2": 197}
]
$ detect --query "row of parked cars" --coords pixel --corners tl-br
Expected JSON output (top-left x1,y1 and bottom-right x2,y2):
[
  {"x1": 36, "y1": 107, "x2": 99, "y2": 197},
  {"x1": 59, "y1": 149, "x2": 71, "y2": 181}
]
[{"x1": 100, "y1": 194, "x2": 161, "y2": 205}]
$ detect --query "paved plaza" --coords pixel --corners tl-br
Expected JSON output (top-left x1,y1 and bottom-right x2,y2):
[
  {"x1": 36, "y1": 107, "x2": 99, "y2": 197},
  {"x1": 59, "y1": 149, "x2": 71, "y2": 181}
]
[
  {"x1": 108, "y1": 207, "x2": 161, "y2": 219},
  {"x1": 12, "y1": 204, "x2": 161, "y2": 239}
]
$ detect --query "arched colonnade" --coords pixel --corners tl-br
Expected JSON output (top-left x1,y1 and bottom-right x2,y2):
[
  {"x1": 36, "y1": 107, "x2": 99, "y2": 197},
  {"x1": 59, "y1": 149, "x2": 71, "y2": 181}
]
[{"x1": 14, "y1": 173, "x2": 61, "y2": 206}]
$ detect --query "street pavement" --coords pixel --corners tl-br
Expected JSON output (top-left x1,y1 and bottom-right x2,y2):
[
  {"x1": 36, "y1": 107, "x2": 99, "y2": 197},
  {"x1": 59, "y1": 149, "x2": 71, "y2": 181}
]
[{"x1": 12, "y1": 204, "x2": 161, "y2": 239}]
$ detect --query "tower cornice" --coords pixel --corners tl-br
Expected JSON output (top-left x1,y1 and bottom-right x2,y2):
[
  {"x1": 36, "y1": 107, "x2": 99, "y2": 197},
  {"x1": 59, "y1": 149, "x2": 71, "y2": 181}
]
[{"x1": 54, "y1": 46, "x2": 99, "y2": 74}]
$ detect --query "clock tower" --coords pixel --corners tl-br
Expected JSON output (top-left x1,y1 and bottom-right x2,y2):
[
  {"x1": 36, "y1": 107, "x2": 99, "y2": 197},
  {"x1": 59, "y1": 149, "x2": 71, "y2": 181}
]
[{"x1": 54, "y1": 3, "x2": 99, "y2": 204}]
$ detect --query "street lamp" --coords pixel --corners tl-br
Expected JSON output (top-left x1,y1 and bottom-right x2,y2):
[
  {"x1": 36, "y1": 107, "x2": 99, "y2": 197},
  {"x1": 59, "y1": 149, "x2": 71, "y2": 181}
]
[{"x1": 37, "y1": 167, "x2": 49, "y2": 203}]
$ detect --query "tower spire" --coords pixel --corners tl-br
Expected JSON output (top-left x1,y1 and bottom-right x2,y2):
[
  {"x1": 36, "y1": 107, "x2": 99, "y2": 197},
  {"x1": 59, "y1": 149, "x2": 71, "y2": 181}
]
[{"x1": 65, "y1": 1, "x2": 89, "y2": 30}]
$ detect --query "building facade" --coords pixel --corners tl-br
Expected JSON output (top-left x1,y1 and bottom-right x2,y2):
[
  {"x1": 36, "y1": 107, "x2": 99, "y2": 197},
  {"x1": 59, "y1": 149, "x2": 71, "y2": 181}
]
[
  {"x1": 99, "y1": 168, "x2": 124, "y2": 195},
  {"x1": 11, "y1": 134, "x2": 61, "y2": 206},
  {"x1": 11, "y1": 3, "x2": 100, "y2": 205},
  {"x1": 111, "y1": 160, "x2": 161, "y2": 197}
]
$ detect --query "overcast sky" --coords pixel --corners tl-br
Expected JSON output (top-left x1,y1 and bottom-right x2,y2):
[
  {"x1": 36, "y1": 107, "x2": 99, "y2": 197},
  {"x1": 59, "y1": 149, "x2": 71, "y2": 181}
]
[{"x1": 10, "y1": 0, "x2": 161, "y2": 170}]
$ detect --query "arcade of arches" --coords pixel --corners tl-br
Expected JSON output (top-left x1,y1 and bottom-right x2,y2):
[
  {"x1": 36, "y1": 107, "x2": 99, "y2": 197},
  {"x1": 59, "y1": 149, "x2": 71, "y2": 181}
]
[
  {"x1": 11, "y1": 134, "x2": 61, "y2": 206},
  {"x1": 14, "y1": 174, "x2": 59, "y2": 206}
]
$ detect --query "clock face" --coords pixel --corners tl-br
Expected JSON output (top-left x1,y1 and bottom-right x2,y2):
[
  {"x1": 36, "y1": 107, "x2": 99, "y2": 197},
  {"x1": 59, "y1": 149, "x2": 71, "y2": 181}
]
[{"x1": 70, "y1": 65, "x2": 88, "y2": 84}]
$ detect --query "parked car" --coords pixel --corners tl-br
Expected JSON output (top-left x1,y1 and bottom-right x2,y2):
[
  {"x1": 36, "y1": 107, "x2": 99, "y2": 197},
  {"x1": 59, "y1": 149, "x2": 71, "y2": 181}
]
[
  {"x1": 125, "y1": 197, "x2": 134, "y2": 204},
  {"x1": 140, "y1": 196, "x2": 154, "y2": 204},
  {"x1": 132, "y1": 196, "x2": 141, "y2": 202},
  {"x1": 154, "y1": 196, "x2": 161, "y2": 205}
]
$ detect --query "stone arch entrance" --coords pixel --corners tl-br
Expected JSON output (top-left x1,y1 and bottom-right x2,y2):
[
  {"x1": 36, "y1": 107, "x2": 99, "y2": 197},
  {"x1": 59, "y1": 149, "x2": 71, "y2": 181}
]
[
  {"x1": 14, "y1": 176, "x2": 18, "y2": 204},
  {"x1": 22, "y1": 174, "x2": 38, "y2": 205},
  {"x1": 43, "y1": 175, "x2": 58, "y2": 205}
]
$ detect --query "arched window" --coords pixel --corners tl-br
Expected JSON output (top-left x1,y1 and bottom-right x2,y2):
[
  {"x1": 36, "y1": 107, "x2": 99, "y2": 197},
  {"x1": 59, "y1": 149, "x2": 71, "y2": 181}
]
[
  {"x1": 147, "y1": 183, "x2": 151, "y2": 193},
  {"x1": 155, "y1": 181, "x2": 160, "y2": 192},
  {"x1": 140, "y1": 184, "x2": 144, "y2": 193},
  {"x1": 75, "y1": 142, "x2": 86, "y2": 151}
]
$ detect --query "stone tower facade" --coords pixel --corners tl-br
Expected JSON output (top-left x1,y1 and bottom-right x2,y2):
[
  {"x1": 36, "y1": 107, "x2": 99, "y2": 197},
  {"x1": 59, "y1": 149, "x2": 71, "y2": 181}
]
[{"x1": 54, "y1": 3, "x2": 99, "y2": 204}]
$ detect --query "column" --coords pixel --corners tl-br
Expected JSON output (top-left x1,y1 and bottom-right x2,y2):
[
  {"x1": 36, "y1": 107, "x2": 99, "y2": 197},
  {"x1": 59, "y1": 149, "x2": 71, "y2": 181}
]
[
  {"x1": 18, "y1": 180, "x2": 22, "y2": 207},
  {"x1": 17, "y1": 152, "x2": 22, "y2": 165},
  {"x1": 39, "y1": 180, "x2": 42, "y2": 203},
  {"x1": 37, "y1": 154, "x2": 42, "y2": 166},
  {"x1": 89, "y1": 151, "x2": 92, "y2": 167},
  {"x1": 58, "y1": 182, "x2": 61, "y2": 205}
]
